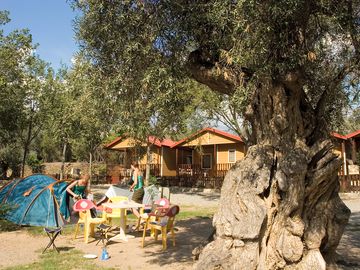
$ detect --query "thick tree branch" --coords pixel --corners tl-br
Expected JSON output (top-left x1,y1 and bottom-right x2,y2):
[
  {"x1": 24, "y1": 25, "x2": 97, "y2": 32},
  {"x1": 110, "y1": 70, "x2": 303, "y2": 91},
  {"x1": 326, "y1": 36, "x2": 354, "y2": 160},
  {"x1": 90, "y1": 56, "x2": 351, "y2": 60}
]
[{"x1": 187, "y1": 49, "x2": 251, "y2": 95}]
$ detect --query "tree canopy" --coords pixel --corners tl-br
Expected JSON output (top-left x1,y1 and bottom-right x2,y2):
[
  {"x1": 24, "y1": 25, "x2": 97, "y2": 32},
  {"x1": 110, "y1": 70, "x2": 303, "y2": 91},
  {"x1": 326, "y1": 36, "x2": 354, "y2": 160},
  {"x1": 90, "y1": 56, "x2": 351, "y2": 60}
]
[{"x1": 72, "y1": 0, "x2": 359, "y2": 140}]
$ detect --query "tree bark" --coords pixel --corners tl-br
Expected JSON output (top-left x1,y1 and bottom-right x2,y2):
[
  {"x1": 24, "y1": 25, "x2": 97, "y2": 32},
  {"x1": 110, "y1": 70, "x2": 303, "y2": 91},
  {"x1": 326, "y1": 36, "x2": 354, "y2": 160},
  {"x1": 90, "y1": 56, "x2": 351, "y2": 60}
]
[
  {"x1": 193, "y1": 71, "x2": 350, "y2": 269},
  {"x1": 60, "y1": 141, "x2": 67, "y2": 180},
  {"x1": 145, "y1": 144, "x2": 151, "y2": 186},
  {"x1": 21, "y1": 118, "x2": 33, "y2": 178}
]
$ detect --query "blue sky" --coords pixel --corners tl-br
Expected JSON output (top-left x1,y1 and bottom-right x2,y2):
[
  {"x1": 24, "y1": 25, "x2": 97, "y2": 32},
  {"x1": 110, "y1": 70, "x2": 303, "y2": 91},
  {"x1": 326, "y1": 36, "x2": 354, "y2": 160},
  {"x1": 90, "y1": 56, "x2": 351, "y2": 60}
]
[{"x1": 1, "y1": 0, "x2": 78, "y2": 70}]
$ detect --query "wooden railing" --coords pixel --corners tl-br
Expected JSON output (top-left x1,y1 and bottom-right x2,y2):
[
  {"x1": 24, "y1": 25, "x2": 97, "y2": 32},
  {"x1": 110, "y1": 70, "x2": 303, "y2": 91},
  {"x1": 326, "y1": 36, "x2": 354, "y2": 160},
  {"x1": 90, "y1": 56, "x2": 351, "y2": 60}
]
[
  {"x1": 339, "y1": 174, "x2": 360, "y2": 192},
  {"x1": 139, "y1": 164, "x2": 161, "y2": 177},
  {"x1": 177, "y1": 163, "x2": 234, "y2": 178},
  {"x1": 170, "y1": 163, "x2": 235, "y2": 188}
]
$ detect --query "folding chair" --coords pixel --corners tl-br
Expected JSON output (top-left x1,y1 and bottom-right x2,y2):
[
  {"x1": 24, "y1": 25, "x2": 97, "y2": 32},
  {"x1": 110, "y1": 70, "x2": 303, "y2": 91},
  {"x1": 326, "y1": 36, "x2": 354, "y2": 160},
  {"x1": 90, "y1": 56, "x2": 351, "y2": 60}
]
[
  {"x1": 96, "y1": 223, "x2": 112, "y2": 246},
  {"x1": 43, "y1": 227, "x2": 62, "y2": 253}
]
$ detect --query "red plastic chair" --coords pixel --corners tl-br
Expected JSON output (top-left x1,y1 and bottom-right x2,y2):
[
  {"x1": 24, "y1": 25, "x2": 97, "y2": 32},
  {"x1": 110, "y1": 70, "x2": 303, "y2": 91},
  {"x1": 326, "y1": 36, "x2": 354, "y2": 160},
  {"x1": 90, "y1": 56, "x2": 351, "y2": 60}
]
[
  {"x1": 136, "y1": 198, "x2": 170, "y2": 230},
  {"x1": 154, "y1": 198, "x2": 170, "y2": 209},
  {"x1": 142, "y1": 205, "x2": 180, "y2": 250}
]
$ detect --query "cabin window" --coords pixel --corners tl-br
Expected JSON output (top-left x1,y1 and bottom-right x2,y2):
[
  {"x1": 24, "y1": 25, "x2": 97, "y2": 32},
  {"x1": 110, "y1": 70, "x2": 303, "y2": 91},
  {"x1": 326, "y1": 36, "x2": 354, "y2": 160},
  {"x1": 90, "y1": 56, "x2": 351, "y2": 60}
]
[
  {"x1": 118, "y1": 151, "x2": 126, "y2": 165},
  {"x1": 228, "y1": 149, "x2": 236, "y2": 163},
  {"x1": 185, "y1": 155, "x2": 192, "y2": 164},
  {"x1": 202, "y1": 154, "x2": 212, "y2": 169}
]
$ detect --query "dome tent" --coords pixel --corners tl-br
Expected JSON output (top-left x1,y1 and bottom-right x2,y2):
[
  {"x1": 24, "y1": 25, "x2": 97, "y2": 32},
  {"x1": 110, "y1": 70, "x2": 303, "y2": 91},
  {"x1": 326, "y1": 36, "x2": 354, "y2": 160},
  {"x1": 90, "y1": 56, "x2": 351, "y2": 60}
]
[{"x1": 0, "y1": 174, "x2": 70, "y2": 227}]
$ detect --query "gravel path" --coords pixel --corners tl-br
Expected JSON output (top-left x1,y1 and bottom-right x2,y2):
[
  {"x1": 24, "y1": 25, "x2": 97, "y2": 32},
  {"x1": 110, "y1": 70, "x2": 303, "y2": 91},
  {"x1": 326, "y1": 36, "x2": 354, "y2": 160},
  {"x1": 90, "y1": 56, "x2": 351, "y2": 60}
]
[{"x1": 91, "y1": 185, "x2": 221, "y2": 207}]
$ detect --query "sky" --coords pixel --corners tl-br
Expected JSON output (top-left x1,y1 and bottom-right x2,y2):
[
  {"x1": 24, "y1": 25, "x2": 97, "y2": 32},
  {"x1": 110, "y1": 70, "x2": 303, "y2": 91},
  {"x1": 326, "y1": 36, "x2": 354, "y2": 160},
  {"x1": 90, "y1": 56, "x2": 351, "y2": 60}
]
[{"x1": 1, "y1": 0, "x2": 79, "y2": 71}]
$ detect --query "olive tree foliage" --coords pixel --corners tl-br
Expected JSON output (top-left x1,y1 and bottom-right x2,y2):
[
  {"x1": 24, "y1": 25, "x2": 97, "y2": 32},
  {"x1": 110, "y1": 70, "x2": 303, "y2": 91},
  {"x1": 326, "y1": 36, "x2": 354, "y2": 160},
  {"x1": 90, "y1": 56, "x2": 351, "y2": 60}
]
[
  {"x1": 72, "y1": 1, "x2": 359, "y2": 269},
  {"x1": 0, "y1": 11, "x2": 57, "y2": 177},
  {"x1": 45, "y1": 57, "x2": 118, "y2": 178},
  {"x1": 71, "y1": 1, "x2": 197, "y2": 182}
]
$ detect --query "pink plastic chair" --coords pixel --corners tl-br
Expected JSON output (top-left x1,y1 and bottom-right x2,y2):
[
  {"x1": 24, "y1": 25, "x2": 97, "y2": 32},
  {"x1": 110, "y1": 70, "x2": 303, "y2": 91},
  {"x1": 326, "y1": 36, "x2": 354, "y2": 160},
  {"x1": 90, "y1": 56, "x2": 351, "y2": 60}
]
[{"x1": 73, "y1": 199, "x2": 107, "y2": 243}]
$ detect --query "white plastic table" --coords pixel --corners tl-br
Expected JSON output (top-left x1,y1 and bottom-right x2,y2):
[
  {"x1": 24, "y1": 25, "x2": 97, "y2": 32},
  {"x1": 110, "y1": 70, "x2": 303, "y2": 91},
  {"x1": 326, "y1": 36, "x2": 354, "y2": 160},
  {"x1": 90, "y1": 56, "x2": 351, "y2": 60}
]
[{"x1": 102, "y1": 200, "x2": 143, "y2": 242}]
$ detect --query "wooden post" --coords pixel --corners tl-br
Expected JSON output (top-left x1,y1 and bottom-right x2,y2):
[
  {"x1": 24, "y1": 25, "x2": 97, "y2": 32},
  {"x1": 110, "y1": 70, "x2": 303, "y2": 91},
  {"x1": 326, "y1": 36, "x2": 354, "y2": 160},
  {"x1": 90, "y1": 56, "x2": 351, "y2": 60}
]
[
  {"x1": 213, "y1": 144, "x2": 217, "y2": 178},
  {"x1": 342, "y1": 141, "x2": 347, "y2": 175},
  {"x1": 350, "y1": 138, "x2": 357, "y2": 164},
  {"x1": 175, "y1": 148, "x2": 178, "y2": 177}
]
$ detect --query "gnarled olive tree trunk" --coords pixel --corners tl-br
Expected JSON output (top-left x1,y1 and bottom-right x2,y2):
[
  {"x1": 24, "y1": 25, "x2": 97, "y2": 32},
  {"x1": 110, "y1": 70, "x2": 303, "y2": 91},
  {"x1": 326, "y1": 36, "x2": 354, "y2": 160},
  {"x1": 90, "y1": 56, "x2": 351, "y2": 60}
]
[{"x1": 192, "y1": 68, "x2": 350, "y2": 269}]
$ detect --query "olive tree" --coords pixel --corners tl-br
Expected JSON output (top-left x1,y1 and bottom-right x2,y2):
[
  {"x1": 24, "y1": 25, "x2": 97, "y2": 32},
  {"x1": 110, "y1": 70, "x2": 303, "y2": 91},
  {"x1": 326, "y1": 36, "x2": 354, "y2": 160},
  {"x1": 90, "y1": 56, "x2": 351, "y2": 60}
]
[{"x1": 72, "y1": 1, "x2": 359, "y2": 269}]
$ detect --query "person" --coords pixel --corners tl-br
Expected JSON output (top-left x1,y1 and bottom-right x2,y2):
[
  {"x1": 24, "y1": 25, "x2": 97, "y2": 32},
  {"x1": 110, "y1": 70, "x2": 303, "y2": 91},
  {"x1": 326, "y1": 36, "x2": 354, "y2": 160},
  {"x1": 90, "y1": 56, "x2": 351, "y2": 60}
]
[
  {"x1": 66, "y1": 174, "x2": 97, "y2": 218},
  {"x1": 66, "y1": 174, "x2": 91, "y2": 201},
  {"x1": 129, "y1": 162, "x2": 144, "y2": 218}
]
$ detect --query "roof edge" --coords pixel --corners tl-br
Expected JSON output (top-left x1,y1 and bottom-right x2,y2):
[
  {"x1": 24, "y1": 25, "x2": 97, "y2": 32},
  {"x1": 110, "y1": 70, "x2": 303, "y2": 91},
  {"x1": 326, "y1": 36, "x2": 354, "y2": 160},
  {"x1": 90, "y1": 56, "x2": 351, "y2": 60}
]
[{"x1": 171, "y1": 127, "x2": 243, "y2": 148}]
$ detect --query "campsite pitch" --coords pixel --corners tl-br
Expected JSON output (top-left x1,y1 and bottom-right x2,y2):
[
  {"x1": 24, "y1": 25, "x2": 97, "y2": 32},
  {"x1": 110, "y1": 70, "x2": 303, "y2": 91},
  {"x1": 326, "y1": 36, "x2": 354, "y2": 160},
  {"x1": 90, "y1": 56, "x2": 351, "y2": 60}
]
[{"x1": 0, "y1": 189, "x2": 359, "y2": 269}]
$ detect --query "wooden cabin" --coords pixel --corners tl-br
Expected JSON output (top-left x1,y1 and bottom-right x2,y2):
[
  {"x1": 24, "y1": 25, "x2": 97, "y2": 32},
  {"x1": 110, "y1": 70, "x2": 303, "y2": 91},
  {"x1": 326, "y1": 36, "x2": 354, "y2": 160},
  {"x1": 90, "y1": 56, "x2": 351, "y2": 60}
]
[
  {"x1": 332, "y1": 130, "x2": 360, "y2": 175},
  {"x1": 105, "y1": 136, "x2": 176, "y2": 184},
  {"x1": 171, "y1": 128, "x2": 246, "y2": 188},
  {"x1": 332, "y1": 130, "x2": 360, "y2": 192},
  {"x1": 332, "y1": 132, "x2": 348, "y2": 175}
]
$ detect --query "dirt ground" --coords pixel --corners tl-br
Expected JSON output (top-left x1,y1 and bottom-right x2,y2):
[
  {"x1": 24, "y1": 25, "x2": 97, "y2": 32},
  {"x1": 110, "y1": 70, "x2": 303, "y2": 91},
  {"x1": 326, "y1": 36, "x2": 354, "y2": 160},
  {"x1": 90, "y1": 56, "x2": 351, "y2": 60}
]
[{"x1": 0, "y1": 190, "x2": 359, "y2": 269}]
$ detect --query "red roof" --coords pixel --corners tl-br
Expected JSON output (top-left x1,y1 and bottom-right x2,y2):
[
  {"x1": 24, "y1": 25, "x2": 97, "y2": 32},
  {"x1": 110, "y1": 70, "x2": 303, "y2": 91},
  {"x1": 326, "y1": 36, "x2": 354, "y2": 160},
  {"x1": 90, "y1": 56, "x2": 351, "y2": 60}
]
[
  {"x1": 105, "y1": 137, "x2": 123, "y2": 148},
  {"x1": 171, "y1": 127, "x2": 243, "y2": 148},
  {"x1": 331, "y1": 129, "x2": 360, "y2": 140},
  {"x1": 331, "y1": 132, "x2": 347, "y2": 140},
  {"x1": 346, "y1": 129, "x2": 360, "y2": 139},
  {"x1": 148, "y1": 136, "x2": 175, "y2": 147},
  {"x1": 105, "y1": 136, "x2": 175, "y2": 149}
]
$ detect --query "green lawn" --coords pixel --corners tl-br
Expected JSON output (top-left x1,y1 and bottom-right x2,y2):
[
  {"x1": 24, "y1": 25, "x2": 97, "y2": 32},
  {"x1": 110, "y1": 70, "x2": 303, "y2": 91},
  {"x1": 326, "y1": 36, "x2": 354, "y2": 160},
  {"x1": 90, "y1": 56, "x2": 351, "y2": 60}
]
[{"x1": 4, "y1": 249, "x2": 115, "y2": 270}]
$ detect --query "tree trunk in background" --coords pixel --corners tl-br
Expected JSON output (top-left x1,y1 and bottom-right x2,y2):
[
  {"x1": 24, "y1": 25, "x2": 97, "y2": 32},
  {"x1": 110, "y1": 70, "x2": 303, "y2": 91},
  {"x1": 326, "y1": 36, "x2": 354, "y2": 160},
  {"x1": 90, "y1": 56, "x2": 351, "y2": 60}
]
[
  {"x1": 89, "y1": 152, "x2": 93, "y2": 186},
  {"x1": 60, "y1": 142, "x2": 67, "y2": 180},
  {"x1": 145, "y1": 144, "x2": 151, "y2": 186},
  {"x1": 21, "y1": 119, "x2": 33, "y2": 178},
  {"x1": 195, "y1": 77, "x2": 350, "y2": 269}
]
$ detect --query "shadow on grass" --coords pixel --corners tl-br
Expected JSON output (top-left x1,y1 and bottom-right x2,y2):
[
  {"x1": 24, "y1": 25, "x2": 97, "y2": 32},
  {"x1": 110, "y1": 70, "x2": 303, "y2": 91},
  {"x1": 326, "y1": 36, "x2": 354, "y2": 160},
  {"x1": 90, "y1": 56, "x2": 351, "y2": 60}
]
[
  {"x1": 0, "y1": 219, "x2": 21, "y2": 232},
  {"x1": 57, "y1": 246, "x2": 75, "y2": 252}
]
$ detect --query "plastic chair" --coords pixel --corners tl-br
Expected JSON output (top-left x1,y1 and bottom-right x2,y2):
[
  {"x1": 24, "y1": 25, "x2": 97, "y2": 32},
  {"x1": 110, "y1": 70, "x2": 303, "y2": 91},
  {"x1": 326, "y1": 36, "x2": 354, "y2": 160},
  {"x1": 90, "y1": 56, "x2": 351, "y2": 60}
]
[
  {"x1": 142, "y1": 205, "x2": 180, "y2": 250},
  {"x1": 73, "y1": 199, "x2": 107, "y2": 243},
  {"x1": 136, "y1": 198, "x2": 170, "y2": 231},
  {"x1": 103, "y1": 196, "x2": 129, "y2": 226},
  {"x1": 43, "y1": 227, "x2": 62, "y2": 253},
  {"x1": 159, "y1": 187, "x2": 171, "y2": 201}
]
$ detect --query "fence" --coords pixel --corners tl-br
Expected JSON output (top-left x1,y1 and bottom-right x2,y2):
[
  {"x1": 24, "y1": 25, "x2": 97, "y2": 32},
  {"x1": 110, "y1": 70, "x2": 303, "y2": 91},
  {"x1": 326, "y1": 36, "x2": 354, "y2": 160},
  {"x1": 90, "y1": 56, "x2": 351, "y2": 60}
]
[
  {"x1": 158, "y1": 176, "x2": 224, "y2": 189},
  {"x1": 339, "y1": 174, "x2": 360, "y2": 192}
]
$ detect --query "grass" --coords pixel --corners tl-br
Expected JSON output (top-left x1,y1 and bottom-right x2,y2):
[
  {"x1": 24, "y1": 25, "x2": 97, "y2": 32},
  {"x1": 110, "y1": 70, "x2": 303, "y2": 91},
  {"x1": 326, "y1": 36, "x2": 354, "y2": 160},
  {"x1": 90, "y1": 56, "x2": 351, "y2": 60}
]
[
  {"x1": 0, "y1": 219, "x2": 21, "y2": 232},
  {"x1": 3, "y1": 249, "x2": 115, "y2": 270},
  {"x1": 176, "y1": 205, "x2": 217, "y2": 220}
]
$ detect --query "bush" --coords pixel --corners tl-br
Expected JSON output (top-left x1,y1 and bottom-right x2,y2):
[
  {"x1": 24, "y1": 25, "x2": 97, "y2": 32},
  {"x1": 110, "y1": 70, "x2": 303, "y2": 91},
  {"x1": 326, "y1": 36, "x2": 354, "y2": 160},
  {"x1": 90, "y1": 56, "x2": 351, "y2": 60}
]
[
  {"x1": 26, "y1": 152, "x2": 44, "y2": 173},
  {"x1": 0, "y1": 203, "x2": 16, "y2": 218},
  {"x1": 148, "y1": 175, "x2": 159, "y2": 186}
]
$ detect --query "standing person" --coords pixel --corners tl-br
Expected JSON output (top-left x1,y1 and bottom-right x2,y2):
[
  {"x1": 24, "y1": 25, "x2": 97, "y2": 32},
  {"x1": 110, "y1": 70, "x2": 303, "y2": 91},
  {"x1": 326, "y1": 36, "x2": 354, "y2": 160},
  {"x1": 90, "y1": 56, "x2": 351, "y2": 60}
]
[
  {"x1": 66, "y1": 174, "x2": 91, "y2": 201},
  {"x1": 129, "y1": 162, "x2": 144, "y2": 218}
]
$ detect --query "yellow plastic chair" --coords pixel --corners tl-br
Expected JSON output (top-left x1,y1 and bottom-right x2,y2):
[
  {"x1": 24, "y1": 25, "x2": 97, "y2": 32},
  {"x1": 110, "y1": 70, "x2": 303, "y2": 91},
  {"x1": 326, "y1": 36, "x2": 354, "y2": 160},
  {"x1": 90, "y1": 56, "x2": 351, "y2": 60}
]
[
  {"x1": 73, "y1": 199, "x2": 107, "y2": 243},
  {"x1": 142, "y1": 205, "x2": 180, "y2": 250},
  {"x1": 103, "y1": 196, "x2": 129, "y2": 226}
]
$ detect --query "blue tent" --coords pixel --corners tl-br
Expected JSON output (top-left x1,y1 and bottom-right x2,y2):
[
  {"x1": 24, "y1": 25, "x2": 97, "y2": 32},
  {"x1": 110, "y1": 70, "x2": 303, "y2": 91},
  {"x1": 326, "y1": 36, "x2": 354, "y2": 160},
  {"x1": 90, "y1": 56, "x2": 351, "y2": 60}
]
[{"x1": 0, "y1": 174, "x2": 70, "y2": 227}]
